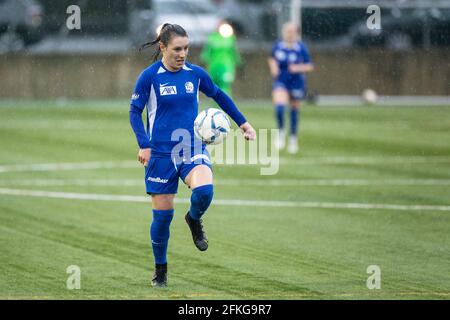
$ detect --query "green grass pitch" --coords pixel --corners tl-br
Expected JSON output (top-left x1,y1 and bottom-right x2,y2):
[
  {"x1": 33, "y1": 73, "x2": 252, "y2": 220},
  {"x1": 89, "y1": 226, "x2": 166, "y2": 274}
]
[{"x1": 0, "y1": 100, "x2": 449, "y2": 299}]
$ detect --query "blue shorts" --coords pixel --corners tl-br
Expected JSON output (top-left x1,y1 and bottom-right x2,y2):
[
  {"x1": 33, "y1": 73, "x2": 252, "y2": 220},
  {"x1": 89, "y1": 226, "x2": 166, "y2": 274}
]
[
  {"x1": 273, "y1": 76, "x2": 306, "y2": 100},
  {"x1": 144, "y1": 148, "x2": 212, "y2": 195}
]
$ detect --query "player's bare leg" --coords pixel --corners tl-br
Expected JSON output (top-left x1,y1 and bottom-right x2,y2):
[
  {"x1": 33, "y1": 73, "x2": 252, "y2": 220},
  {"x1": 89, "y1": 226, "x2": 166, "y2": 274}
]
[
  {"x1": 184, "y1": 165, "x2": 213, "y2": 189},
  {"x1": 152, "y1": 194, "x2": 175, "y2": 210}
]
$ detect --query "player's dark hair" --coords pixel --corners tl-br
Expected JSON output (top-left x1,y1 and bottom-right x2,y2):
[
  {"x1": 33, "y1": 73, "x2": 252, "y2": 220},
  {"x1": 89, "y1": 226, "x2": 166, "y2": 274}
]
[{"x1": 139, "y1": 23, "x2": 188, "y2": 61}]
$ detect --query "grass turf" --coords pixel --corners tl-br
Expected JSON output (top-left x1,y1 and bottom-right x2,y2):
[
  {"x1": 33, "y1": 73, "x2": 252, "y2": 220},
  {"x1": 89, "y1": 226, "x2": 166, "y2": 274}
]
[{"x1": 0, "y1": 100, "x2": 449, "y2": 299}]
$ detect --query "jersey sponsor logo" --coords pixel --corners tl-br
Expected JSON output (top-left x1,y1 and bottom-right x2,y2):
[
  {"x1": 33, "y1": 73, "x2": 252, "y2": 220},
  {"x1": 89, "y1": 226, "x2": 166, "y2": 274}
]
[
  {"x1": 131, "y1": 93, "x2": 139, "y2": 100},
  {"x1": 185, "y1": 81, "x2": 194, "y2": 93},
  {"x1": 160, "y1": 84, "x2": 177, "y2": 96},
  {"x1": 148, "y1": 177, "x2": 169, "y2": 184}
]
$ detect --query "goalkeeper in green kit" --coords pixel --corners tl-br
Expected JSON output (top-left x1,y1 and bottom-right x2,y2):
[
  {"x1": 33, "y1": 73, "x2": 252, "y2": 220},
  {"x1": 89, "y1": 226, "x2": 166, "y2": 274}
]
[{"x1": 200, "y1": 21, "x2": 241, "y2": 97}]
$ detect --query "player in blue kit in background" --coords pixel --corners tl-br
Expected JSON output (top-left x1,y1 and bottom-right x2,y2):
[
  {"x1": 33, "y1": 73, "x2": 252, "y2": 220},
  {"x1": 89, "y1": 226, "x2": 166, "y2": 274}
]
[
  {"x1": 267, "y1": 22, "x2": 314, "y2": 154},
  {"x1": 129, "y1": 23, "x2": 256, "y2": 287}
]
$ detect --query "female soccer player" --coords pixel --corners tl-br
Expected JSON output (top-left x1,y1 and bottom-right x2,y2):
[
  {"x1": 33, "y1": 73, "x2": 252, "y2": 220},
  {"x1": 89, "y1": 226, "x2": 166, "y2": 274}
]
[
  {"x1": 267, "y1": 22, "x2": 314, "y2": 154},
  {"x1": 129, "y1": 23, "x2": 256, "y2": 287}
]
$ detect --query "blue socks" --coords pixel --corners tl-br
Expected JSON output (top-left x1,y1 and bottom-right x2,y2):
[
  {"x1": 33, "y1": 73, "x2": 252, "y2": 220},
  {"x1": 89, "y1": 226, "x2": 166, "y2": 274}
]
[
  {"x1": 275, "y1": 104, "x2": 285, "y2": 129},
  {"x1": 189, "y1": 184, "x2": 214, "y2": 221},
  {"x1": 150, "y1": 184, "x2": 213, "y2": 264},
  {"x1": 290, "y1": 108, "x2": 300, "y2": 136},
  {"x1": 150, "y1": 209, "x2": 174, "y2": 265},
  {"x1": 276, "y1": 105, "x2": 300, "y2": 135}
]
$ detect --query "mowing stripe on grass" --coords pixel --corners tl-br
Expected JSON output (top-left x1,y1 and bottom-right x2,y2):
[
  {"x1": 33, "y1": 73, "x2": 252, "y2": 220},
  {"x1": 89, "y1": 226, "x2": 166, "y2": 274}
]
[
  {"x1": 2, "y1": 291, "x2": 449, "y2": 299},
  {"x1": 1, "y1": 156, "x2": 449, "y2": 173},
  {"x1": 1, "y1": 188, "x2": 449, "y2": 212},
  {"x1": 1, "y1": 178, "x2": 450, "y2": 187}
]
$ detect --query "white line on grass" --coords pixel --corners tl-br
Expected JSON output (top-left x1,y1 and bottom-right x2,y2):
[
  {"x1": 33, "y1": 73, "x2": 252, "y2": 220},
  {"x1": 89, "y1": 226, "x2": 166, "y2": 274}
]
[
  {"x1": 1, "y1": 188, "x2": 449, "y2": 212},
  {"x1": 0, "y1": 156, "x2": 449, "y2": 173},
  {"x1": 278, "y1": 156, "x2": 450, "y2": 165},
  {"x1": 0, "y1": 161, "x2": 137, "y2": 173},
  {"x1": 213, "y1": 178, "x2": 450, "y2": 186},
  {"x1": 1, "y1": 178, "x2": 450, "y2": 187}
]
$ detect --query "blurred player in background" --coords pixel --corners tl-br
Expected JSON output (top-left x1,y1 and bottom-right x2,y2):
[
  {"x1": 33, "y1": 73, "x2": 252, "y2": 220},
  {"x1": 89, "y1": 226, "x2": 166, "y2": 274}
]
[
  {"x1": 267, "y1": 22, "x2": 314, "y2": 154},
  {"x1": 130, "y1": 23, "x2": 256, "y2": 288},
  {"x1": 200, "y1": 20, "x2": 241, "y2": 97}
]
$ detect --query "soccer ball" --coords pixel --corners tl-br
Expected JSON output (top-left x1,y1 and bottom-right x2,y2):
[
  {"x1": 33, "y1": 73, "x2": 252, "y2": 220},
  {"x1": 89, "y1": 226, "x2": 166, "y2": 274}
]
[
  {"x1": 361, "y1": 88, "x2": 378, "y2": 105},
  {"x1": 194, "y1": 108, "x2": 231, "y2": 145}
]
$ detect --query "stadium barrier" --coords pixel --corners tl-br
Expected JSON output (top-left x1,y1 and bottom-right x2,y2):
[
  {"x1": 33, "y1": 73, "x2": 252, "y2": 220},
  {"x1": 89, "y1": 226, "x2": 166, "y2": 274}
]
[{"x1": 0, "y1": 48, "x2": 448, "y2": 99}]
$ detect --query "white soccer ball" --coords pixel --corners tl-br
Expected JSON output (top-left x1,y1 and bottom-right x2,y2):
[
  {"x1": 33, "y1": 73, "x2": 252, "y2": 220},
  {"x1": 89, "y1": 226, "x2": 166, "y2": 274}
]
[
  {"x1": 194, "y1": 108, "x2": 231, "y2": 145},
  {"x1": 361, "y1": 88, "x2": 378, "y2": 105}
]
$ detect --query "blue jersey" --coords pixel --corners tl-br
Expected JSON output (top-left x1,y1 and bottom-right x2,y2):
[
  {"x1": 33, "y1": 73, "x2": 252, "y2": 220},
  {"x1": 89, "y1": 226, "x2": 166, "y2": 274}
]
[
  {"x1": 271, "y1": 41, "x2": 312, "y2": 85},
  {"x1": 130, "y1": 61, "x2": 219, "y2": 155}
]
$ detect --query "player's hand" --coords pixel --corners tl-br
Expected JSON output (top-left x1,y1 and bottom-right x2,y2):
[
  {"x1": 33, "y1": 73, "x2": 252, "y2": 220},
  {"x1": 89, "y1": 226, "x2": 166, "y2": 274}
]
[
  {"x1": 138, "y1": 148, "x2": 151, "y2": 167},
  {"x1": 239, "y1": 122, "x2": 257, "y2": 141},
  {"x1": 289, "y1": 63, "x2": 314, "y2": 73},
  {"x1": 288, "y1": 64, "x2": 300, "y2": 73}
]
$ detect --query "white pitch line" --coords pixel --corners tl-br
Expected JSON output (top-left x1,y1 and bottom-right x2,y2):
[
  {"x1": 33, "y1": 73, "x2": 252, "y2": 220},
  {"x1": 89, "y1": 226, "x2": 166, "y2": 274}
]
[
  {"x1": 0, "y1": 156, "x2": 449, "y2": 173},
  {"x1": 0, "y1": 188, "x2": 449, "y2": 212},
  {"x1": 0, "y1": 161, "x2": 137, "y2": 173},
  {"x1": 278, "y1": 156, "x2": 450, "y2": 165},
  {"x1": 0, "y1": 179, "x2": 145, "y2": 187},
  {"x1": 209, "y1": 156, "x2": 450, "y2": 166},
  {"x1": 1, "y1": 178, "x2": 450, "y2": 187},
  {"x1": 216, "y1": 178, "x2": 450, "y2": 186}
]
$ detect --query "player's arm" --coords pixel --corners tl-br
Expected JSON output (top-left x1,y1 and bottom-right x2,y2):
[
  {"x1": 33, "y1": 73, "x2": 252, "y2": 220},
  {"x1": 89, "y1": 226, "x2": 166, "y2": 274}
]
[
  {"x1": 267, "y1": 57, "x2": 279, "y2": 78},
  {"x1": 212, "y1": 89, "x2": 256, "y2": 141},
  {"x1": 129, "y1": 71, "x2": 152, "y2": 166},
  {"x1": 288, "y1": 62, "x2": 314, "y2": 73},
  {"x1": 129, "y1": 106, "x2": 151, "y2": 166},
  {"x1": 288, "y1": 42, "x2": 314, "y2": 74},
  {"x1": 268, "y1": 43, "x2": 280, "y2": 78},
  {"x1": 198, "y1": 67, "x2": 256, "y2": 141}
]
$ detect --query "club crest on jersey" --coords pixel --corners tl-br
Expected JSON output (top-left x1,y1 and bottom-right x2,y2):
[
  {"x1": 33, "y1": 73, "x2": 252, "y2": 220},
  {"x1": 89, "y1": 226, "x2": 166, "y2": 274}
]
[
  {"x1": 275, "y1": 50, "x2": 286, "y2": 61},
  {"x1": 185, "y1": 81, "x2": 194, "y2": 93},
  {"x1": 288, "y1": 53, "x2": 297, "y2": 62},
  {"x1": 160, "y1": 84, "x2": 177, "y2": 96}
]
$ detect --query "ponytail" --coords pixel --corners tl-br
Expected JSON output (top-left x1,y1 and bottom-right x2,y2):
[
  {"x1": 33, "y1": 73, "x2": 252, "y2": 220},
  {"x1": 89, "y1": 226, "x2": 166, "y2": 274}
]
[{"x1": 139, "y1": 23, "x2": 188, "y2": 62}]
